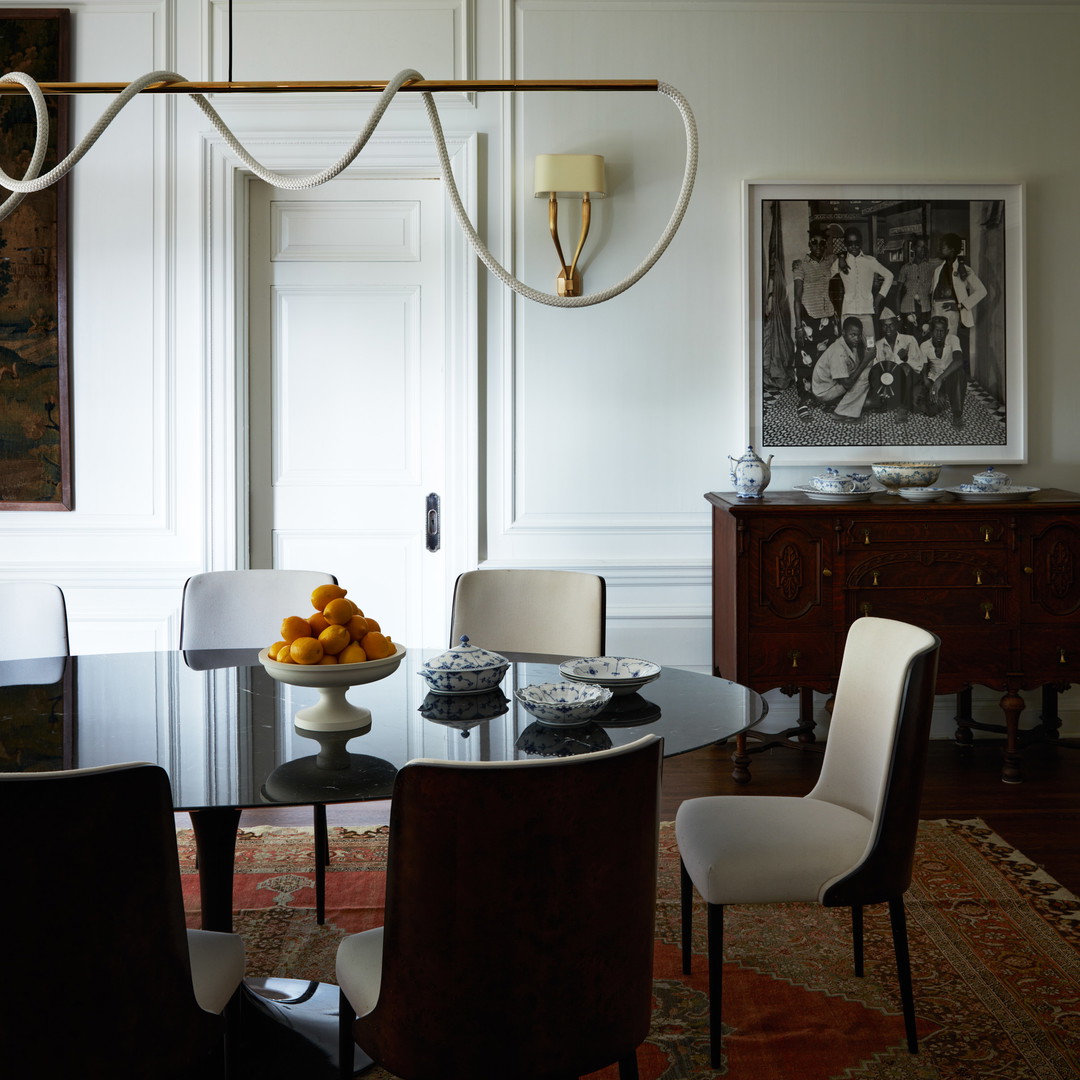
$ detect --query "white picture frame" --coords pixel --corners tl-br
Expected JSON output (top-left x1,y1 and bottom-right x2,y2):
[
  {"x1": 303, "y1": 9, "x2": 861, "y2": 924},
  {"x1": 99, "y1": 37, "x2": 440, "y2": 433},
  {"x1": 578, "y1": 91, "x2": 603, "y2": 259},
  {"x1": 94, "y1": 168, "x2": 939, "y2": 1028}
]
[{"x1": 745, "y1": 182, "x2": 1025, "y2": 465}]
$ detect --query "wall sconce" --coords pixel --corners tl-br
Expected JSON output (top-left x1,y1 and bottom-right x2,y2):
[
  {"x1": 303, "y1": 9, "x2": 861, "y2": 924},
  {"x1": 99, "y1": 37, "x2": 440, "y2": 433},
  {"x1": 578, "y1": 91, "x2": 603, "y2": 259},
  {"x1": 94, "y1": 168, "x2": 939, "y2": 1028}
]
[{"x1": 533, "y1": 154, "x2": 607, "y2": 297}]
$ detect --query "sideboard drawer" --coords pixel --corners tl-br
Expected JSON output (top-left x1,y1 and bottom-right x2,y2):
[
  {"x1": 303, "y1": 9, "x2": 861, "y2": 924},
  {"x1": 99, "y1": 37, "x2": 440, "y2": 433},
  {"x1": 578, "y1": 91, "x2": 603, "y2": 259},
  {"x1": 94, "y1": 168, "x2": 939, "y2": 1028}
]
[
  {"x1": 846, "y1": 550, "x2": 1009, "y2": 589},
  {"x1": 1021, "y1": 628, "x2": 1078, "y2": 677},
  {"x1": 746, "y1": 633, "x2": 836, "y2": 680},
  {"x1": 843, "y1": 517, "x2": 1007, "y2": 547}
]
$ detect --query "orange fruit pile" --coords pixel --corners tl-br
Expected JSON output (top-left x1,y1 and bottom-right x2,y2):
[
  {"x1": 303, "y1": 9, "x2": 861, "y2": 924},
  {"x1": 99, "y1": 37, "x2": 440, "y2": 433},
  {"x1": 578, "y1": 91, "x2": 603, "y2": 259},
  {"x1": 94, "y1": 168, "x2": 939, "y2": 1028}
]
[{"x1": 267, "y1": 583, "x2": 394, "y2": 665}]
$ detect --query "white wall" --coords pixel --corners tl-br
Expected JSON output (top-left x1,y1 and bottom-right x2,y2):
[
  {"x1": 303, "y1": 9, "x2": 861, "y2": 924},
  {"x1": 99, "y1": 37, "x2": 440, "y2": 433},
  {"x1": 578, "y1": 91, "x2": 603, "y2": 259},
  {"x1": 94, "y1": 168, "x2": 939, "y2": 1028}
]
[{"x1": 2, "y1": 0, "x2": 1079, "y2": 735}]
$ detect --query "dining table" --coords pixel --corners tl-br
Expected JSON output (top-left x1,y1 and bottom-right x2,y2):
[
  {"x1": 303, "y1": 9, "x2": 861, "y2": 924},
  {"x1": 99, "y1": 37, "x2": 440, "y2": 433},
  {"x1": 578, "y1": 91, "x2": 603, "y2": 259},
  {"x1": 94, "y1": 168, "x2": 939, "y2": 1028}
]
[{"x1": 1, "y1": 645, "x2": 765, "y2": 1077}]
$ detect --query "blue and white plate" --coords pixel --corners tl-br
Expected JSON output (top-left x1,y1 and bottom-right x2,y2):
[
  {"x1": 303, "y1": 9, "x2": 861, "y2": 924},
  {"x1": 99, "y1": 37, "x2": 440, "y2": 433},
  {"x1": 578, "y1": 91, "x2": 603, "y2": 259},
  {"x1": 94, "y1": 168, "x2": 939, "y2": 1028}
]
[
  {"x1": 946, "y1": 485, "x2": 1039, "y2": 503},
  {"x1": 559, "y1": 656, "x2": 661, "y2": 696},
  {"x1": 897, "y1": 487, "x2": 947, "y2": 502}
]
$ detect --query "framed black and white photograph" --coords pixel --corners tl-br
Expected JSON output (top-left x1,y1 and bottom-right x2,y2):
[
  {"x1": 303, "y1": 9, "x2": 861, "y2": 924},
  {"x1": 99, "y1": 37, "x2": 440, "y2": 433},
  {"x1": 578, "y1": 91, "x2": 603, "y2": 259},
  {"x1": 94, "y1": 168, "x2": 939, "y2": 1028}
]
[{"x1": 746, "y1": 182, "x2": 1025, "y2": 465}]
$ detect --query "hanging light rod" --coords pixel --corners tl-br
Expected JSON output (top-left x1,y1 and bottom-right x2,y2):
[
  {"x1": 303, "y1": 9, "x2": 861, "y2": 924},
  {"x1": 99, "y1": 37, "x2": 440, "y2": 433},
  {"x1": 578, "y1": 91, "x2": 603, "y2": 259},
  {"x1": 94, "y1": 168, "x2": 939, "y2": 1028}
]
[{"x1": 0, "y1": 77, "x2": 660, "y2": 96}]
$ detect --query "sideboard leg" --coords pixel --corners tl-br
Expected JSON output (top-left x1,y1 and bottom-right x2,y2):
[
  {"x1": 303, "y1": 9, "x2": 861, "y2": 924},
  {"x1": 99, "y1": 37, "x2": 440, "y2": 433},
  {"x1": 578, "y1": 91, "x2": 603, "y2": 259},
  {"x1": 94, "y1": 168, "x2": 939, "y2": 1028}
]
[
  {"x1": 953, "y1": 687, "x2": 974, "y2": 747},
  {"x1": 730, "y1": 730, "x2": 752, "y2": 785},
  {"x1": 999, "y1": 688, "x2": 1025, "y2": 783},
  {"x1": 796, "y1": 687, "x2": 817, "y2": 743},
  {"x1": 1038, "y1": 684, "x2": 1063, "y2": 740}
]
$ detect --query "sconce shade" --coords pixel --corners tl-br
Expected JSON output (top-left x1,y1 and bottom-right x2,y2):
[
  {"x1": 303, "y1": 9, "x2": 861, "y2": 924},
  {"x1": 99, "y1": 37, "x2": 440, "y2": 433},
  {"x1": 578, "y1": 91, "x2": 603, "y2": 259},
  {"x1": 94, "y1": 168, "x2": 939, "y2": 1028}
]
[{"x1": 534, "y1": 154, "x2": 607, "y2": 198}]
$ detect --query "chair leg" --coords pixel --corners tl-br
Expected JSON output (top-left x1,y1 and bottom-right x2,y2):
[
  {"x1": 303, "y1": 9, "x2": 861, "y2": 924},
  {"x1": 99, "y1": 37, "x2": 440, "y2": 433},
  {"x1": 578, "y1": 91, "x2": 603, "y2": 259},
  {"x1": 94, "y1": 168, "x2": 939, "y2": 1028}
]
[
  {"x1": 680, "y1": 858, "x2": 693, "y2": 975},
  {"x1": 707, "y1": 902, "x2": 725, "y2": 1070},
  {"x1": 888, "y1": 896, "x2": 919, "y2": 1054},
  {"x1": 338, "y1": 987, "x2": 357, "y2": 1080},
  {"x1": 314, "y1": 803, "x2": 328, "y2": 924},
  {"x1": 617, "y1": 1051, "x2": 640, "y2": 1079},
  {"x1": 851, "y1": 904, "x2": 864, "y2": 977}
]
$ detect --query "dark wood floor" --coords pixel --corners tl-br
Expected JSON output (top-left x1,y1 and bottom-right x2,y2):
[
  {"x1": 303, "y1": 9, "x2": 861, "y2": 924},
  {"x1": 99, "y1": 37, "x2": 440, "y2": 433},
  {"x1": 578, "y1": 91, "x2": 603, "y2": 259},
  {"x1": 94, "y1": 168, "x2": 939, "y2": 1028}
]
[{"x1": 242, "y1": 734, "x2": 1080, "y2": 896}]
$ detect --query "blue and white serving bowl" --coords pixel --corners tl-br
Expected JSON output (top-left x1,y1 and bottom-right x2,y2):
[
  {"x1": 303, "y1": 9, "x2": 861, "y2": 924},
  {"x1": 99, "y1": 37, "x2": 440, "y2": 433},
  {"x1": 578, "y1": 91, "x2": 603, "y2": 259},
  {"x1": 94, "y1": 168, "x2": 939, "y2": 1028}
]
[
  {"x1": 419, "y1": 636, "x2": 510, "y2": 695},
  {"x1": 558, "y1": 656, "x2": 662, "y2": 696},
  {"x1": 871, "y1": 462, "x2": 942, "y2": 490},
  {"x1": 515, "y1": 681, "x2": 613, "y2": 725}
]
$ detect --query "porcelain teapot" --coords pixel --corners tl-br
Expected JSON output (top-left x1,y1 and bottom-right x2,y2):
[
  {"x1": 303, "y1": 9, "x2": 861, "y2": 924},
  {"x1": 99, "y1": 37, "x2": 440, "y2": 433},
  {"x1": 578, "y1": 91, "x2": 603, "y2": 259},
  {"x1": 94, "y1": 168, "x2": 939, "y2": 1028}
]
[{"x1": 728, "y1": 445, "x2": 773, "y2": 499}]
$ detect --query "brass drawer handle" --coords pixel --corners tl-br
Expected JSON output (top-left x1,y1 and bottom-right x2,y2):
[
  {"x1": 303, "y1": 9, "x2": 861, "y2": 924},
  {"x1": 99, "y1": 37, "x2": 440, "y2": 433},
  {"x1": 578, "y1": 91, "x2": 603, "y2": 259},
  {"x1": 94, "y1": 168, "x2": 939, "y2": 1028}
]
[
  {"x1": 984, "y1": 526, "x2": 993, "y2": 543},
  {"x1": 1060, "y1": 647, "x2": 1067, "y2": 665},
  {"x1": 860, "y1": 602, "x2": 872, "y2": 616},
  {"x1": 974, "y1": 568, "x2": 983, "y2": 585},
  {"x1": 789, "y1": 650, "x2": 800, "y2": 669},
  {"x1": 872, "y1": 570, "x2": 880, "y2": 586},
  {"x1": 981, "y1": 601, "x2": 993, "y2": 621},
  {"x1": 863, "y1": 528, "x2": 871, "y2": 545}
]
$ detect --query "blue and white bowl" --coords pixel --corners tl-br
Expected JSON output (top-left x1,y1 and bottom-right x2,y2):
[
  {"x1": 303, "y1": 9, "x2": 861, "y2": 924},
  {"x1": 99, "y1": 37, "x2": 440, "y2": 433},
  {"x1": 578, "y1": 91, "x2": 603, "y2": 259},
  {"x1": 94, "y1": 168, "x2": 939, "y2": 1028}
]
[
  {"x1": 515, "y1": 681, "x2": 613, "y2": 725},
  {"x1": 559, "y1": 656, "x2": 662, "y2": 696},
  {"x1": 871, "y1": 462, "x2": 942, "y2": 490},
  {"x1": 419, "y1": 636, "x2": 510, "y2": 695}
]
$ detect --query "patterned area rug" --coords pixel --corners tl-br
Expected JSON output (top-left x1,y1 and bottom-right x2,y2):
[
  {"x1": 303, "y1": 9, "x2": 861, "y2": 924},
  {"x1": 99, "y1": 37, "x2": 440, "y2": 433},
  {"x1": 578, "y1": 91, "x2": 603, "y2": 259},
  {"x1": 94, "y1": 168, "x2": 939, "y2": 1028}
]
[{"x1": 178, "y1": 819, "x2": 1080, "y2": 1079}]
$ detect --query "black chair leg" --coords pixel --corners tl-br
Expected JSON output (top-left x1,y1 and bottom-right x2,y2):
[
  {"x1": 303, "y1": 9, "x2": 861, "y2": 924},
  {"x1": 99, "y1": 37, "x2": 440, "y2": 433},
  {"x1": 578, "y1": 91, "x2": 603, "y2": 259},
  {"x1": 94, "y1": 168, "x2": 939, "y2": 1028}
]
[
  {"x1": 680, "y1": 858, "x2": 693, "y2": 975},
  {"x1": 338, "y1": 988, "x2": 356, "y2": 1080},
  {"x1": 314, "y1": 803, "x2": 328, "y2": 924},
  {"x1": 851, "y1": 904, "x2": 864, "y2": 977},
  {"x1": 707, "y1": 902, "x2": 725, "y2": 1070},
  {"x1": 617, "y1": 1051, "x2": 639, "y2": 1079},
  {"x1": 888, "y1": 896, "x2": 919, "y2": 1054}
]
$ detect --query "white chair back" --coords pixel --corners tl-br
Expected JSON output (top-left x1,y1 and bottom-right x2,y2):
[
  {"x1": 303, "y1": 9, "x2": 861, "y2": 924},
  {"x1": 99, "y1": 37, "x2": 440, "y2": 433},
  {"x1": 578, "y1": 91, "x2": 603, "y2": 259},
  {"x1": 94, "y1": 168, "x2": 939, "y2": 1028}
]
[
  {"x1": 179, "y1": 569, "x2": 336, "y2": 650},
  {"x1": 808, "y1": 616, "x2": 939, "y2": 823},
  {"x1": 448, "y1": 569, "x2": 605, "y2": 656},
  {"x1": 0, "y1": 581, "x2": 69, "y2": 660}
]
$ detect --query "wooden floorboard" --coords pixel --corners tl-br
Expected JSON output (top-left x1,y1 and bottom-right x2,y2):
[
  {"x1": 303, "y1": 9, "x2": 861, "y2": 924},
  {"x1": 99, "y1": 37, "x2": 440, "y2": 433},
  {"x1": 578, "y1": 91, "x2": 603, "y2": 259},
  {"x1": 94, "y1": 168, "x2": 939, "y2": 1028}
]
[{"x1": 238, "y1": 735, "x2": 1080, "y2": 896}]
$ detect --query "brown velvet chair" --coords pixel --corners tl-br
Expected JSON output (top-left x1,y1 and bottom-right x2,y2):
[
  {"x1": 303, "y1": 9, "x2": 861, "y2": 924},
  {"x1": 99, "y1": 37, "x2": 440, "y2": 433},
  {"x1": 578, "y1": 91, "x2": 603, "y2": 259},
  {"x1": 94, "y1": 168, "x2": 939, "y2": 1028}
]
[
  {"x1": 0, "y1": 762, "x2": 246, "y2": 1079},
  {"x1": 676, "y1": 616, "x2": 940, "y2": 1066},
  {"x1": 335, "y1": 733, "x2": 663, "y2": 1079}
]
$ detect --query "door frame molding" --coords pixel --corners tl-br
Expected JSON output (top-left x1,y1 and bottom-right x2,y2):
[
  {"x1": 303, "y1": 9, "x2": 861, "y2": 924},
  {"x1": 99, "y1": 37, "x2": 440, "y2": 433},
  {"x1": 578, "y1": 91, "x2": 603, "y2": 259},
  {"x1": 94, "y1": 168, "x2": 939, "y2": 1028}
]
[{"x1": 200, "y1": 129, "x2": 479, "y2": 587}]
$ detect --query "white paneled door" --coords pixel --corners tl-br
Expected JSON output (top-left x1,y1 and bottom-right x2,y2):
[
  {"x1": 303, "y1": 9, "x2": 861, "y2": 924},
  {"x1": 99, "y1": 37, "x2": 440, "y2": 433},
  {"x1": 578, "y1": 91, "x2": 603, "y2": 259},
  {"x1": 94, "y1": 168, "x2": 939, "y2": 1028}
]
[{"x1": 248, "y1": 177, "x2": 450, "y2": 649}]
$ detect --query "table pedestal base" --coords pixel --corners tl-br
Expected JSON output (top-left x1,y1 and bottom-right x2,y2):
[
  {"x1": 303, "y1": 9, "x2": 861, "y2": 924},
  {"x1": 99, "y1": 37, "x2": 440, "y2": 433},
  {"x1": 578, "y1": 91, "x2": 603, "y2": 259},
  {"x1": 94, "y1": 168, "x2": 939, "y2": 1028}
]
[{"x1": 241, "y1": 978, "x2": 373, "y2": 1078}]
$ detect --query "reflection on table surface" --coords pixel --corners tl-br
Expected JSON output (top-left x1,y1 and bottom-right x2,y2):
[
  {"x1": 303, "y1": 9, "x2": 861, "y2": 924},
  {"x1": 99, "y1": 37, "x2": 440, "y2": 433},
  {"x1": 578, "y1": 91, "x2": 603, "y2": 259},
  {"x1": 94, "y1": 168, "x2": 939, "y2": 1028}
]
[{"x1": 0, "y1": 648, "x2": 765, "y2": 811}]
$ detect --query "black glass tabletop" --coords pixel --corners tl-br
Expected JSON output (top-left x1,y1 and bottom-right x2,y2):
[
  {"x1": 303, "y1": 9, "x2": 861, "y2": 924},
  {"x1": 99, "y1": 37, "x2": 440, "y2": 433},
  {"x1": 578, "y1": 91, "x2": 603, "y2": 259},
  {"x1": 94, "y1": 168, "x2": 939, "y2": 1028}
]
[{"x1": 0, "y1": 648, "x2": 765, "y2": 811}]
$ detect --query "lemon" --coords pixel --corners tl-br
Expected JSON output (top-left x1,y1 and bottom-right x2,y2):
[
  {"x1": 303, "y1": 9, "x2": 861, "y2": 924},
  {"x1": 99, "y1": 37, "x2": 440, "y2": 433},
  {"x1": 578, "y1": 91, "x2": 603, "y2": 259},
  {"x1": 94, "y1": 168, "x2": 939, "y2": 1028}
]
[
  {"x1": 281, "y1": 616, "x2": 312, "y2": 643},
  {"x1": 323, "y1": 597, "x2": 358, "y2": 625},
  {"x1": 338, "y1": 641, "x2": 367, "y2": 665},
  {"x1": 318, "y1": 624, "x2": 351, "y2": 656},
  {"x1": 359, "y1": 631, "x2": 393, "y2": 660},
  {"x1": 345, "y1": 614, "x2": 368, "y2": 641},
  {"x1": 308, "y1": 611, "x2": 330, "y2": 635},
  {"x1": 289, "y1": 636, "x2": 325, "y2": 665},
  {"x1": 311, "y1": 583, "x2": 347, "y2": 610}
]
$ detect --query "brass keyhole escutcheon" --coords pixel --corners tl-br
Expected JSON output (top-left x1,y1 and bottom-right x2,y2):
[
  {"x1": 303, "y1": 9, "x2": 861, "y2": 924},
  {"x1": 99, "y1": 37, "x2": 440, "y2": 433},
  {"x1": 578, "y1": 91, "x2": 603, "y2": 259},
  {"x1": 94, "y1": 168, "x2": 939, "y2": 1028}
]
[{"x1": 981, "y1": 601, "x2": 993, "y2": 621}]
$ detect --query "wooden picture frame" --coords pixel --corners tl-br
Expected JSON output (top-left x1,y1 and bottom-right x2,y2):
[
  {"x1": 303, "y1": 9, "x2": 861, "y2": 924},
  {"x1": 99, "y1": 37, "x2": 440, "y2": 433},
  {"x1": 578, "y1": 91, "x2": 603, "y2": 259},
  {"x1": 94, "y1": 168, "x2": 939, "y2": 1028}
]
[
  {"x1": 0, "y1": 8, "x2": 72, "y2": 509},
  {"x1": 746, "y1": 182, "x2": 1025, "y2": 466}
]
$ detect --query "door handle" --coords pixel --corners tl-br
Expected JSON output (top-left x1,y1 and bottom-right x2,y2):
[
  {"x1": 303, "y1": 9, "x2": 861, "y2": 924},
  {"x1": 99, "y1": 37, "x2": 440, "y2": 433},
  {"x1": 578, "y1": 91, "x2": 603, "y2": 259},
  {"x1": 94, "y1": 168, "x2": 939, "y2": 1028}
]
[{"x1": 426, "y1": 492, "x2": 441, "y2": 552}]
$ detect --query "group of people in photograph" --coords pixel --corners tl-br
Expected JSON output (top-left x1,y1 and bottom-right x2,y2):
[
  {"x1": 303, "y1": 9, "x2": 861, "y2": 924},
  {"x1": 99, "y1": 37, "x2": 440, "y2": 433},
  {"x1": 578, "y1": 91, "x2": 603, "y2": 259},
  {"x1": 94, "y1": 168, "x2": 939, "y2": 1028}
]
[{"x1": 789, "y1": 226, "x2": 987, "y2": 430}]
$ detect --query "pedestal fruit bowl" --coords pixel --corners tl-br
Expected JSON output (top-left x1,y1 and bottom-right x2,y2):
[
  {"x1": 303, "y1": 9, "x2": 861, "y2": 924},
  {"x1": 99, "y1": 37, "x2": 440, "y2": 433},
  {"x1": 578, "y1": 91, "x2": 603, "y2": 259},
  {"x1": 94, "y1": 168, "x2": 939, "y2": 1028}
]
[{"x1": 259, "y1": 644, "x2": 406, "y2": 731}]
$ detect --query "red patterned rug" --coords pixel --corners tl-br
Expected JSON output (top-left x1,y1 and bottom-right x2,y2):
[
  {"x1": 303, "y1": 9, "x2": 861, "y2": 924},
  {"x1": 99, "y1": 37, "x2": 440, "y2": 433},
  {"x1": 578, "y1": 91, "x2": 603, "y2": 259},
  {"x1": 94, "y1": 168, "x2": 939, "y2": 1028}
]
[{"x1": 178, "y1": 819, "x2": 1080, "y2": 1079}]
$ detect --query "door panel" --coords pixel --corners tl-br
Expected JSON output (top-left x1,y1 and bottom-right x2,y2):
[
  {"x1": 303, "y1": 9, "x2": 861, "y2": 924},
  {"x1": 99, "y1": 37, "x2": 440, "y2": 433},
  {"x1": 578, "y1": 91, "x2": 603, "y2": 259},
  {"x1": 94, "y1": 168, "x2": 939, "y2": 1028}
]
[{"x1": 249, "y1": 177, "x2": 447, "y2": 648}]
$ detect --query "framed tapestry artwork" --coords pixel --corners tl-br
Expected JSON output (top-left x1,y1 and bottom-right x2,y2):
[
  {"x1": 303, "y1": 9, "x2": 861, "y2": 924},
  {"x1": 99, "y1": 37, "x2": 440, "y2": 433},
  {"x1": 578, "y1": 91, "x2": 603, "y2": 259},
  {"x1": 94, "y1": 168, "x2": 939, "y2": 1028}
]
[
  {"x1": 746, "y1": 182, "x2": 1025, "y2": 466},
  {"x1": 0, "y1": 8, "x2": 72, "y2": 509}
]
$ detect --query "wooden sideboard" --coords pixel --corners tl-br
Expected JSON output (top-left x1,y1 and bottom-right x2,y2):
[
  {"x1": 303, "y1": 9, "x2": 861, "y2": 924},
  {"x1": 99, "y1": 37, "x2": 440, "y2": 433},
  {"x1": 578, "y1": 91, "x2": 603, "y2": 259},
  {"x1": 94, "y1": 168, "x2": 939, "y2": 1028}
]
[{"x1": 706, "y1": 488, "x2": 1080, "y2": 783}]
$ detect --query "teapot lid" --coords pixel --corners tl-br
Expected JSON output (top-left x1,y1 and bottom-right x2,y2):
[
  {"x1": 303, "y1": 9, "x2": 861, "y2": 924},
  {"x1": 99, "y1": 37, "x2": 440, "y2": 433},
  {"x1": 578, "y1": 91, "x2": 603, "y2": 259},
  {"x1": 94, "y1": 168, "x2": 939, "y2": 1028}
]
[{"x1": 421, "y1": 635, "x2": 509, "y2": 673}]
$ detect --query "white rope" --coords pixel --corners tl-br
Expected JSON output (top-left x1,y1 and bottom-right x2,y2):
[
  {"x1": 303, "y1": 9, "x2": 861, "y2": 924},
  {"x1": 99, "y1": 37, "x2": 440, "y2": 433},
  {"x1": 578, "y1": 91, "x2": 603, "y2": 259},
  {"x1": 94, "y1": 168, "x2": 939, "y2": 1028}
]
[{"x1": 0, "y1": 68, "x2": 698, "y2": 305}]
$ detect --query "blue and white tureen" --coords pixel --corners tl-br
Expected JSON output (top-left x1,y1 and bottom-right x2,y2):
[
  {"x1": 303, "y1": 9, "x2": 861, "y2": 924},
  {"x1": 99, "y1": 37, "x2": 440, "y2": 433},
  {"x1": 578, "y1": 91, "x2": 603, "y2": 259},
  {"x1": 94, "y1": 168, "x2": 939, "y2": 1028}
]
[{"x1": 419, "y1": 636, "x2": 510, "y2": 695}]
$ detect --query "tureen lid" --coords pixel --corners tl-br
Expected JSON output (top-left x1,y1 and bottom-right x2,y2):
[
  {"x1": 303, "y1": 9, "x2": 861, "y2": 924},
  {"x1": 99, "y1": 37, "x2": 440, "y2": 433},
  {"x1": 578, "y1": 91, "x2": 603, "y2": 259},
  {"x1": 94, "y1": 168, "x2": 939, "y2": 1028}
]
[{"x1": 420, "y1": 635, "x2": 509, "y2": 673}]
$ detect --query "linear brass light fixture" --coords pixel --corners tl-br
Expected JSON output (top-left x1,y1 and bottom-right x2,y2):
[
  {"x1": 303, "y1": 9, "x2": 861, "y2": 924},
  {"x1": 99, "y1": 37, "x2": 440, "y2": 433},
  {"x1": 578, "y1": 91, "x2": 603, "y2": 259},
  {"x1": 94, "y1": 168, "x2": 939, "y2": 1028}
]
[{"x1": 0, "y1": 70, "x2": 698, "y2": 308}]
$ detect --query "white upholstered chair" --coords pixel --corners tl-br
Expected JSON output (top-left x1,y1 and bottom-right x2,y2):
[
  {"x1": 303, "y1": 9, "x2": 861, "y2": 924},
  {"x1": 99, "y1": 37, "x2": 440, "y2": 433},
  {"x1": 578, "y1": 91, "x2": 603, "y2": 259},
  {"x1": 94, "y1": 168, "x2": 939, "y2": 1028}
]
[
  {"x1": 180, "y1": 568, "x2": 338, "y2": 922},
  {"x1": 335, "y1": 734, "x2": 662, "y2": 1080},
  {"x1": 448, "y1": 568, "x2": 606, "y2": 655},
  {"x1": 0, "y1": 762, "x2": 246, "y2": 1079},
  {"x1": 0, "y1": 579, "x2": 69, "y2": 660},
  {"x1": 675, "y1": 616, "x2": 940, "y2": 1066}
]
